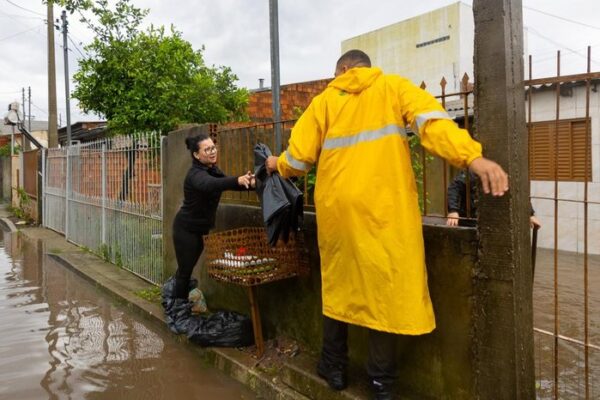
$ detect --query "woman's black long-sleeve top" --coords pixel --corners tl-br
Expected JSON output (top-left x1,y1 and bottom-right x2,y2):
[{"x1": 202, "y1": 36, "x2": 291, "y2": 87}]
[{"x1": 174, "y1": 158, "x2": 245, "y2": 233}]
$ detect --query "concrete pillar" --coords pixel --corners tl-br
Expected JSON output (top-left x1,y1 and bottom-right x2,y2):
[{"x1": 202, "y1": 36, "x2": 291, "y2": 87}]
[{"x1": 472, "y1": 1, "x2": 535, "y2": 399}]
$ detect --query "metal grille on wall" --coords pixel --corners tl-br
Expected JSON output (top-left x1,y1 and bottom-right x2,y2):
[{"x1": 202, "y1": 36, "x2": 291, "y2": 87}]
[
  {"x1": 526, "y1": 48, "x2": 600, "y2": 400},
  {"x1": 42, "y1": 133, "x2": 164, "y2": 284}
]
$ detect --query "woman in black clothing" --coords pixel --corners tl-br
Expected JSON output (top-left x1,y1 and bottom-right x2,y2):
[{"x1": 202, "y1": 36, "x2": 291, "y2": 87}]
[{"x1": 172, "y1": 133, "x2": 254, "y2": 299}]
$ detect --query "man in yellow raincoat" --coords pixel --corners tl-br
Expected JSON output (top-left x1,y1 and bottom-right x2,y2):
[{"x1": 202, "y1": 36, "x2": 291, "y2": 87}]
[{"x1": 266, "y1": 50, "x2": 508, "y2": 400}]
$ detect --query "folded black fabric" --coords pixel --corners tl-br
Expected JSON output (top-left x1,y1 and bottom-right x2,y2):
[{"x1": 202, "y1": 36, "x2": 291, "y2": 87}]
[{"x1": 253, "y1": 143, "x2": 303, "y2": 246}]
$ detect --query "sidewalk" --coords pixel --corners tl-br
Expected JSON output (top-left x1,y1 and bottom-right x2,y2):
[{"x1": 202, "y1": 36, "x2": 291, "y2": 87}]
[{"x1": 0, "y1": 212, "x2": 376, "y2": 399}]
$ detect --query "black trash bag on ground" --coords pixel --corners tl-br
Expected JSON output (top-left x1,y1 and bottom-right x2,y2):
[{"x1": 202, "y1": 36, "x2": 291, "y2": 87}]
[
  {"x1": 161, "y1": 277, "x2": 254, "y2": 347},
  {"x1": 253, "y1": 143, "x2": 303, "y2": 246},
  {"x1": 162, "y1": 276, "x2": 198, "y2": 334},
  {"x1": 187, "y1": 311, "x2": 254, "y2": 347}
]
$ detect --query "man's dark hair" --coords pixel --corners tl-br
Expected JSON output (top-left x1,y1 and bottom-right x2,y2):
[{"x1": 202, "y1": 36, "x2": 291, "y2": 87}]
[{"x1": 336, "y1": 49, "x2": 371, "y2": 70}]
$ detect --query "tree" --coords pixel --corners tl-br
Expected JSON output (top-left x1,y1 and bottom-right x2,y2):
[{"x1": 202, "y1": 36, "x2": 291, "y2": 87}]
[{"x1": 55, "y1": 0, "x2": 248, "y2": 134}]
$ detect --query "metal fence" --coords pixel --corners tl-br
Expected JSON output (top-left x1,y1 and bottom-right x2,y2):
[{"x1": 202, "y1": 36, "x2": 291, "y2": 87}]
[
  {"x1": 526, "y1": 48, "x2": 599, "y2": 400},
  {"x1": 42, "y1": 133, "x2": 164, "y2": 284}
]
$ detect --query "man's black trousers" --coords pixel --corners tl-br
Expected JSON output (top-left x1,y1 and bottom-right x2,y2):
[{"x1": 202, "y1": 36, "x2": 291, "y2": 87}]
[{"x1": 321, "y1": 315, "x2": 397, "y2": 384}]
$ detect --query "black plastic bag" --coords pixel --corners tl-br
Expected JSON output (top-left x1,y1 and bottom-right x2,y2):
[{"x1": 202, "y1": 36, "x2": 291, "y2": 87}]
[
  {"x1": 253, "y1": 143, "x2": 303, "y2": 245},
  {"x1": 187, "y1": 311, "x2": 254, "y2": 347},
  {"x1": 161, "y1": 277, "x2": 254, "y2": 347}
]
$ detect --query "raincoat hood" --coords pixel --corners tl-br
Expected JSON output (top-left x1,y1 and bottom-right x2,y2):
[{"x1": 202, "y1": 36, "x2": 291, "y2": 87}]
[{"x1": 328, "y1": 67, "x2": 382, "y2": 93}]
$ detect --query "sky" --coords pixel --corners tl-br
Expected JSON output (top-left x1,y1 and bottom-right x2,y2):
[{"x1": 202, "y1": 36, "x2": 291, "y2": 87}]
[{"x1": 1, "y1": 0, "x2": 599, "y2": 125}]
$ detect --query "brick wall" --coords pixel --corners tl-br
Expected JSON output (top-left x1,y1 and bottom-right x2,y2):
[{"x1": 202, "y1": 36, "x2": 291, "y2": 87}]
[{"x1": 247, "y1": 78, "x2": 332, "y2": 122}]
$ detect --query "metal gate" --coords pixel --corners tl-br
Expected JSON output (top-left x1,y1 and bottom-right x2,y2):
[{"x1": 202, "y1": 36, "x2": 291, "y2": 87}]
[{"x1": 42, "y1": 133, "x2": 164, "y2": 284}]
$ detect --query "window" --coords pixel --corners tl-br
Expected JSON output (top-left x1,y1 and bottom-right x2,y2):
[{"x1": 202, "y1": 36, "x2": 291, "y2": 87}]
[{"x1": 529, "y1": 118, "x2": 592, "y2": 182}]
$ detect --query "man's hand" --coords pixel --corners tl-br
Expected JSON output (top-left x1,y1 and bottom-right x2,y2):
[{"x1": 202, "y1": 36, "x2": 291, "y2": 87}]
[
  {"x1": 468, "y1": 157, "x2": 509, "y2": 196},
  {"x1": 265, "y1": 156, "x2": 279, "y2": 175},
  {"x1": 446, "y1": 212, "x2": 460, "y2": 226},
  {"x1": 530, "y1": 215, "x2": 541, "y2": 229}
]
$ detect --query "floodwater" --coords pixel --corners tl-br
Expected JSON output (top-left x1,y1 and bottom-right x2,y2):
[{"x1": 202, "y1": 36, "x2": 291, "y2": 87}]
[
  {"x1": 0, "y1": 231, "x2": 256, "y2": 400},
  {"x1": 533, "y1": 248, "x2": 600, "y2": 399}
]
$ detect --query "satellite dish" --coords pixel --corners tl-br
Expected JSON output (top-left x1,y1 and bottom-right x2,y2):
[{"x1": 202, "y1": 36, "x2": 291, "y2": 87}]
[{"x1": 3, "y1": 101, "x2": 23, "y2": 125}]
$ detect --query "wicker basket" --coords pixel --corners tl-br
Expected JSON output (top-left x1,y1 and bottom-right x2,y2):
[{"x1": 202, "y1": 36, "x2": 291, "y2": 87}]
[{"x1": 203, "y1": 227, "x2": 308, "y2": 286}]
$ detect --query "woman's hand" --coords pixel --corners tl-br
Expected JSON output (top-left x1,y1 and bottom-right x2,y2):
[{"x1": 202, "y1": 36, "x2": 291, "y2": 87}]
[{"x1": 238, "y1": 171, "x2": 254, "y2": 189}]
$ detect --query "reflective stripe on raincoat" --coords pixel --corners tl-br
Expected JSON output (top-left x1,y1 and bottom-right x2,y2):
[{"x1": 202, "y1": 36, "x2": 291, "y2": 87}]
[{"x1": 276, "y1": 67, "x2": 482, "y2": 334}]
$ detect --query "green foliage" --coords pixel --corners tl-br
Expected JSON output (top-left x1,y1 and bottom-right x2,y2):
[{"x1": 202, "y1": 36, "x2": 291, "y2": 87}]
[
  {"x1": 9, "y1": 188, "x2": 32, "y2": 221},
  {"x1": 56, "y1": 0, "x2": 248, "y2": 134},
  {"x1": 0, "y1": 143, "x2": 21, "y2": 157},
  {"x1": 294, "y1": 166, "x2": 316, "y2": 203},
  {"x1": 409, "y1": 135, "x2": 433, "y2": 213},
  {"x1": 134, "y1": 286, "x2": 161, "y2": 303},
  {"x1": 54, "y1": 0, "x2": 147, "y2": 41},
  {"x1": 98, "y1": 243, "x2": 111, "y2": 262}
]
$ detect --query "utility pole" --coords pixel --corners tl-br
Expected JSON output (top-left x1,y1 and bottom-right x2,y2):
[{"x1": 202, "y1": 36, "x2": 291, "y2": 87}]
[
  {"x1": 28, "y1": 86, "x2": 31, "y2": 132},
  {"x1": 47, "y1": 1, "x2": 58, "y2": 148},
  {"x1": 61, "y1": 10, "x2": 72, "y2": 147},
  {"x1": 269, "y1": 0, "x2": 282, "y2": 153},
  {"x1": 22, "y1": 88, "x2": 30, "y2": 150},
  {"x1": 472, "y1": 0, "x2": 534, "y2": 398},
  {"x1": 22, "y1": 88, "x2": 25, "y2": 123}
]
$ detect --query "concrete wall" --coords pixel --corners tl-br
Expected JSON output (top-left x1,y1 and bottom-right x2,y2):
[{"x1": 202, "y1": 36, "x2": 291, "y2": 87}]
[{"x1": 528, "y1": 85, "x2": 600, "y2": 253}]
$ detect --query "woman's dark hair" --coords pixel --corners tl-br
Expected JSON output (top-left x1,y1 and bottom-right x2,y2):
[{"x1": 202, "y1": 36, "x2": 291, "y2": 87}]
[{"x1": 185, "y1": 133, "x2": 211, "y2": 158}]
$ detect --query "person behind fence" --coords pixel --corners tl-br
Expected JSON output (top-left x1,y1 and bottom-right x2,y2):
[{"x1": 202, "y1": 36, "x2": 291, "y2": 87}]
[
  {"x1": 265, "y1": 49, "x2": 509, "y2": 400},
  {"x1": 446, "y1": 169, "x2": 541, "y2": 228},
  {"x1": 171, "y1": 133, "x2": 255, "y2": 302}
]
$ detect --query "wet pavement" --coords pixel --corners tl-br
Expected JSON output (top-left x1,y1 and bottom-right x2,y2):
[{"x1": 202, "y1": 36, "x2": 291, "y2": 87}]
[
  {"x1": 0, "y1": 230, "x2": 257, "y2": 400},
  {"x1": 533, "y1": 247, "x2": 600, "y2": 399}
]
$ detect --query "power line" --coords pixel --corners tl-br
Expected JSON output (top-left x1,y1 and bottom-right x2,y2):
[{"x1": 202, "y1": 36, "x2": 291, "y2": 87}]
[
  {"x1": 527, "y1": 27, "x2": 600, "y2": 65},
  {"x1": 68, "y1": 34, "x2": 86, "y2": 58},
  {"x1": 0, "y1": 9, "x2": 43, "y2": 20},
  {"x1": 2, "y1": 0, "x2": 45, "y2": 17},
  {"x1": 30, "y1": 102, "x2": 49, "y2": 117},
  {"x1": 0, "y1": 24, "x2": 41, "y2": 42},
  {"x1": 523, "y1": 5, "x2": 600, "y2": 31}
]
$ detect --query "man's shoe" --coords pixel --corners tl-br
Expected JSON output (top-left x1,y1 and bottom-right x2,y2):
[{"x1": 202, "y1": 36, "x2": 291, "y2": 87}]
[
  {"x1": 370, "y1": 379, "x2": 394, "y2": 400},
  {"x1": 316, "y1": 360, "x2": 348, "y2": 391}
]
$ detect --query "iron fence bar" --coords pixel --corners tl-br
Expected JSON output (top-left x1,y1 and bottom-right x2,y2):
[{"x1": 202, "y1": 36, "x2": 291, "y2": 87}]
[
  {"x1": 583, "y1": 45, "x2": 591, "y2": 400},
  {"x1": 440, "y1": 77, "x2": 448, "y2": 217},
  {"x1": 66, "y1": 146, "x2": 71, "y2": 239},
  {"x1": 534, "y1": 328, "x2": 600, "y2": 351},
  {"x1": 41, "y1": 148, "x2": 46, "y2": 227},
  {"x1": 102, "y1": 142, "x2": 107, "y2": 245},
  {"x1": 552, "y1": 50, "x2": 561, "y2": 400}
]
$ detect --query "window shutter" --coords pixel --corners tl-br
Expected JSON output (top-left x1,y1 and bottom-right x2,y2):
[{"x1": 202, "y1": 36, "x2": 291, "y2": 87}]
[{"x1": 529, "y1": 118, "x2": 591, "y2": 182}]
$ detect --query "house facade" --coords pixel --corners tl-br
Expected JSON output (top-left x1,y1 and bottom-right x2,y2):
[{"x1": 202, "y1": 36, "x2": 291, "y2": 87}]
[{"x1": 528, "y1": 82, "x2": 600, "y2": 254}]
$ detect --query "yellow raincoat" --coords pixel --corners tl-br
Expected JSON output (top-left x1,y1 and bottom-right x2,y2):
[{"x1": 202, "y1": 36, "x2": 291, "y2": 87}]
[{"x1": 277, "y1": 67, "x2": 482, "y2": 334}]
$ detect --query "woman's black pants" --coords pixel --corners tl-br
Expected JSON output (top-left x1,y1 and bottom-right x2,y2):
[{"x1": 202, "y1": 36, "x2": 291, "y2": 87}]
[{"x1": 172, "y1": 217, "x2": 206, "y2": 299}]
